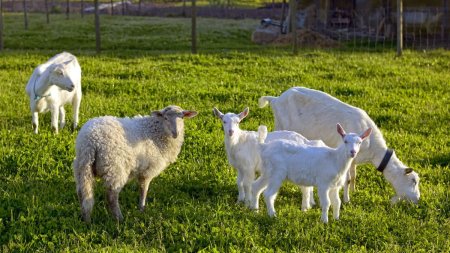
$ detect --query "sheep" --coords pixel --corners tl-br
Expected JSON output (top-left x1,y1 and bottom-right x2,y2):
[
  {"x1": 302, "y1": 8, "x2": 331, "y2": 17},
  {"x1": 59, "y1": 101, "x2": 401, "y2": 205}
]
[
  {"x1": 73, "y1": 105, "x2": 198, "y2": 223},
  {"x1": 213, "y1": 107, "x2": 325, "y2": 210},
  {"x1": 252, "y1": 123, "x2": 372, "y2": 223},
  {"x1": 25, "y1": 52, "x2": 82, "y2": 134},
  {"x1": 259, "y1": 87, "x2": 420, "y2": 204}
]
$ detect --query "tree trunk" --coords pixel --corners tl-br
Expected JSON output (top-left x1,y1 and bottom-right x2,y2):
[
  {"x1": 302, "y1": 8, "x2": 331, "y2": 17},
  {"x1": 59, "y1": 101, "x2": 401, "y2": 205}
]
[
  {"x1": 95, "y1": 0, "x2": 101, "y2": 53},
  {"x1": 23, "y1": 0, "x2": 28, "y2": 30},
  {"x1": 191, "y1": 0, "x2": 197, "y2": 54}
]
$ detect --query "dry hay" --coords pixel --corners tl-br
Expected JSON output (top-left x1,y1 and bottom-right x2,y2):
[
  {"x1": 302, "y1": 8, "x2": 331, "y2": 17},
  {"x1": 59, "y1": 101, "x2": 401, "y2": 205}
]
[{"x1": 272, "y1": 29, "x2": 340, "y2": 48}]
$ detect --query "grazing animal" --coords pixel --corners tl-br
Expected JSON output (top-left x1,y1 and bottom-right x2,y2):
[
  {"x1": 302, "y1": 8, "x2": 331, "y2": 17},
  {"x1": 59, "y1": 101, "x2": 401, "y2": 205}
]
[
  {"x1": 25, "y1": 52, "x2": 82, "y2": 134},
  {"x1": 252, "y1": 123, "x2": 371, "y2": 223},
  {"x1": 259, "y1": 87, "x2": 420, "y2": 204},
  {"x1": 73, "y1": 105, "x2": 198, "y2": 223},
  {"x1": 213, "y1": 107, "x2": 325, "y2": 210}
]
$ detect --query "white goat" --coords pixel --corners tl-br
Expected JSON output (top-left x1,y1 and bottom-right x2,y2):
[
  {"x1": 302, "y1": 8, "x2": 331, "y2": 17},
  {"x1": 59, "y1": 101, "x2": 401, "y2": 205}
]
[
  {"x1": 73, "y1": 105, "x2": 197, "y2": 223},
  {"x1": 252, "y1": 123, "x2": 371, "y2": 223},
  {"x1": 213, "y1": 107, "x2": 325, "y2": 210},
  {"x1": 25, "y1": 52, "x2": 82, "y2": 134},
  {"x1": 259, "y1": 87, "x2": 420, "y2": 204}
]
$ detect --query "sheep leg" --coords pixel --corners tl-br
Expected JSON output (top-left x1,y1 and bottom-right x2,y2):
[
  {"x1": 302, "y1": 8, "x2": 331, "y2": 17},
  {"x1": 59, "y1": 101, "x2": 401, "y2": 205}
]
[
  {"x1": 349, "y1": 162, "x2": 357, "y2": 192},
  {"x1": 59, "y1": 106, "x2": 66, "y2": 130},
  {"x1": 236, "y1": 169, "x2": 246, "y2": 203},
  {"x1": 50, "y1": 105, "x2": 59, "y2": 133},
  {"x1": 72, "y1": 93, "x2": 81, "y2": 130},
  {"x1": 242, "y1": 170, "x2": 254, "y2": 207},
  {"x1": 138, "y1": 177, "x2": 152, "y2": 212},
  {"x1": 329, "y1": 188, "x2": 341, "y2": 220},
  {"x1": 264, "y1": 176, "x2": 283, "y2": 217},
  {"x1": 318, "y1": 187, "x2": 330, "y2": 223},
  {"x1": 107, "y1": 188, "x2": 124, "y2": 222},
  {"x1": 32, "y1": 112, "x2": 39, "y2": 134},
  {"x1": 74, "y1": 158, "x2": 95, "y2": 224},
  {"x1": 300, "y1": 186, "x2": 313, "y2": 211},
  {"x1": 250, "y1": 176, "x2": 268, "y2": 210}
]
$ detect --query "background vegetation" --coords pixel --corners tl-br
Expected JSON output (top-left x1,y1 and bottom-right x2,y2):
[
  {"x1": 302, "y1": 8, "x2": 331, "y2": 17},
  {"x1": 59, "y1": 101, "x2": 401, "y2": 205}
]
[{"x1": 0, "y1": 13, "x2": 449, "y2": 252}]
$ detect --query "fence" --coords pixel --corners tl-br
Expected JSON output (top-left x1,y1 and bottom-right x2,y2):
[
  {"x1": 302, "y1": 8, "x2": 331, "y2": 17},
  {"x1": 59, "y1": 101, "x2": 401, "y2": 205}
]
[{"x1": 0, "y1": 0, "x2": 449, "y2": 52}]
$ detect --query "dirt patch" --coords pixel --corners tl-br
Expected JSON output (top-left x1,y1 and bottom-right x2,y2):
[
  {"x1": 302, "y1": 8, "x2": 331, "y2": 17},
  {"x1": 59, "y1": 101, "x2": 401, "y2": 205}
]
[{"x1": 272, "y1": 29, "x2": 340, "y2": 48}]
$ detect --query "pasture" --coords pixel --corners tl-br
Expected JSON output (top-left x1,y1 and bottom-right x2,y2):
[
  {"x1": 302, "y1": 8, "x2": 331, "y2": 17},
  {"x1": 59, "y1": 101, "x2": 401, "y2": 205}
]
[{"x1": 0, "y1": 13, "x2": 449, "y2": 252}]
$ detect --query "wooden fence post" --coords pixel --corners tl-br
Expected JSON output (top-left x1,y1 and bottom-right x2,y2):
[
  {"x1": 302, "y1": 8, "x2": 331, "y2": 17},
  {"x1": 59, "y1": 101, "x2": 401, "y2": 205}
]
[
  {"x1": 23, "y1": 0, "x2": 28, "y2": 30},
  {"x1": 191, "y1": 0, "x2": 197, "y2": 54},
  {"x1": 0, "y1": 0, "x2": 3, "y2": 51},
  {"x1": 289, "y1": 0, "x2": 298, "y2": 54},
  {"x1": 81, "y1": 0, "x2": 84, "y2": 18},
  {"x1": 95, "y1": 0, "x2": 101, "y2": 53},
  {"x1": 66, "y1": 0, "x2": 70, "y2": 19},
  {"x1": 396, "y1": 0, "x2": 402, "y2": 56}
]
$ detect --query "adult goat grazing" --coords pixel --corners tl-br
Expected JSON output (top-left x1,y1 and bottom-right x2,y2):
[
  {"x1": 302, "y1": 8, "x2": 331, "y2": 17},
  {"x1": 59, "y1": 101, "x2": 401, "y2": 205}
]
[
  {"x1": 25, "y1": 52, "x2": 82, "y2": 134},
  {"x1": 259, "y1": 87, "x2": 420, "y2": 204}
]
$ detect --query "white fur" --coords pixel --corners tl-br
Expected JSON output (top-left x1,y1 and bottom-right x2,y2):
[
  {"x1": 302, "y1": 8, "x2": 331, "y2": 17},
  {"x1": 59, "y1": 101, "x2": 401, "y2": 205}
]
[
  {"x1": 213, "y1": 107, "x2": 325, "y2": 210},
  {"x1": 259, "y1": 87, "x2": 420, "y2": 204},
  {"x1": 73, "y1": 105, "x2": 197, "y2": 223},
  {"x1": 252, "y1": 124, "x2": 371, "y2": 223},
  {"x1": 25, "y1": 52, "x2": 82, "y2": 134}
]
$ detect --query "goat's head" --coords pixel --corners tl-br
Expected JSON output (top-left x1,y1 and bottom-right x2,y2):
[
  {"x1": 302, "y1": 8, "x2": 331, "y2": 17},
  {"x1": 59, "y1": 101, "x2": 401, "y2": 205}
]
[
  {"x1": 337, "y1": 123, "x2": 372, "y2": 159},
  {"x1": 152, "y1": 105, "x2": 197, "y2": 138},
  {"x1": 49, "y1": 60, "x2": 76, "y2": 92},
  {"x1": 391, "y1": 168, "x2": 420, "y2": 204},
  {"x1": 213, "y1": 107, "x2": 249, "y2": 137}
]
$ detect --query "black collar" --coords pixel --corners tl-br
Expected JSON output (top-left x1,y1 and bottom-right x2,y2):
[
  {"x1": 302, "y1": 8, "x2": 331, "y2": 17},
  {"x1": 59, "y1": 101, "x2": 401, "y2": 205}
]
[{"x1": 377, "y1": 149, "x2": 394, "y2": 172}]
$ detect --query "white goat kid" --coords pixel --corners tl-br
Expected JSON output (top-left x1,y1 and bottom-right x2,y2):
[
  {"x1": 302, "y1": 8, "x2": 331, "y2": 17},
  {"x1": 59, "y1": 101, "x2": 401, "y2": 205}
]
[
  {"x1": 25, "y1": 52, "x2": 82, "y2": 134},
  {"x1": 252, "y1": 124, "x2": 371, "y2": 223},
  {"x1": 259, "y1": 87, "x2": 420, "y2": 204},
  {"x1": 213, "y1": 107, "x2": 320, "y2": 210}
]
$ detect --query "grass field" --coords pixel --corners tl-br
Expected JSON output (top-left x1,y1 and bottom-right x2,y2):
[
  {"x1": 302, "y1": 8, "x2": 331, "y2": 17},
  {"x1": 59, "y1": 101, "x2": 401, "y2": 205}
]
[{"x1": 0, "y1": 13, "x2": 449, "y2": 252}]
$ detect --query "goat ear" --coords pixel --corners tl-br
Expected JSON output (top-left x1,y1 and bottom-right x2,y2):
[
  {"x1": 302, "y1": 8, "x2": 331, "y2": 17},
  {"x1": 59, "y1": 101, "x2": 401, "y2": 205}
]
[
  {"x1": 404, "y1": 168, "x2": 414, "y2": 175},
  {"x1": 360, "y1": 128, "x2": 372, "y2": 140},
  {"x1": 239, "y1": 107, "x2": 249, "y2": 121},
  {"x1": 337, "y1": 123, "x2": 346, "y2": 138},
  {"x1": 151, "y1": 110, "x2": 163, "y2": 117},
  {"x1": 213, "y1": 107, "x2": 223, "y2": 119},
  {"x1": 182, "y1": 110, "x2": 198, "y2": 119}
]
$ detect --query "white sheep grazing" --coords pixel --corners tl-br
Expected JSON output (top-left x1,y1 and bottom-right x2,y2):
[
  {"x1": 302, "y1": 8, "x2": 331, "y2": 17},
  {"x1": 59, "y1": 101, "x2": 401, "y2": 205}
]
[
  {"x1": 252, "y1": 123, "x2": 372, "y2": 223},
  {"x1": 259, "y1": 87, "x2": 420, "y2": 204},
  {"x1": 73, "y1": 105, "x2": 198, "y2": 223},
  {"x1": 213, "y1": 107, "x2": 325, "y2": 210},
  {"x1": 25, "y1": 52, "x2": 82, "y2": 134}
]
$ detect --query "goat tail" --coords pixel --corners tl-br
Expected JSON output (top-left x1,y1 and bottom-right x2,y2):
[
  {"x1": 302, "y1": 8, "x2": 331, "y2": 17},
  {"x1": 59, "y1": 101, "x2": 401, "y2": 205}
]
[
  {"x1": 258, "y1": 96, "x2": 277, "y2": 108},
  {"x1": 73, "y1": 146, "x2": 96, "y2": 223},
  {"x1": 258, "y1": 125, "x2": 268, "y2": 144}
]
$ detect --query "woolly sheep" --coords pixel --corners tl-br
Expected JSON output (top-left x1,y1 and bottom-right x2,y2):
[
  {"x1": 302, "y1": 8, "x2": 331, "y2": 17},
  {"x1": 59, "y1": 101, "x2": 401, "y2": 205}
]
[
  {"x1": 259, "y1": 87, "x2": 420, "y2": 204},
  {"x1": 252, "y1": 123, "x2": 372, "y2": 223},
  {"x1": 213, "y1": 107, "x2": 325, "y2": 210},
  {"x1": 25, "y1": 52, "x2": 82, "y2": 134},
  {"x1": 73, "y1": 105, "x2": 198, "y2": 223}
]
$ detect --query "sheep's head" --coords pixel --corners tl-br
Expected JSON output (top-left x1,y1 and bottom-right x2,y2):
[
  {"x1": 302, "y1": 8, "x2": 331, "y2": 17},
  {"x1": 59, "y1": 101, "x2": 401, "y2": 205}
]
[
  {"x1": 391, "y1": 168, "x2": 420, "y2": 204},
  {"x1": 49, "y1": 60, "x2": 76, "y2": 92},
  {"x1": 337, "y1": 123, "x2": 372, "y2": 159},
  {"x1": 152, "y1": 105, "x2": 197, "y2": 138},
  {"x1": 213, "y1": 107, "x2": 249, "y2": 137}
]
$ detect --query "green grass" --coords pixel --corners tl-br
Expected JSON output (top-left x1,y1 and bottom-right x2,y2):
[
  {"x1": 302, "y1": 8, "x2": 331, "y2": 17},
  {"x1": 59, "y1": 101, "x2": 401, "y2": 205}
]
[{"x1": 0, "y1": 13, "x2": 449, "y2": 252}]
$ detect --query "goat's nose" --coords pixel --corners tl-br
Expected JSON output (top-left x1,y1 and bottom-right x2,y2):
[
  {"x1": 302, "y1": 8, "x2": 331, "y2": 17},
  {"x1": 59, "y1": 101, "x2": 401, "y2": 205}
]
[
  {"x1": 350, "y1": 150, "x2": 357, "y2": 158},
  {"x1": 228, "y1": 130, "x2": 234, "y2": 136}
]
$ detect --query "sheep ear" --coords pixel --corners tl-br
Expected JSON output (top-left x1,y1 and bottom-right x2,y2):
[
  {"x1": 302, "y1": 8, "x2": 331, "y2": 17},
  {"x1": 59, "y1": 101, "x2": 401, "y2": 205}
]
[
  {"x1": 337, "y1": 123, "x2": 346, "y2": 138},
  {"x1": 182, "y1": 110, "x2": 198, "y2": 119},
  {"x1": 151, "y1": 110, "x2": 163, "y2": 117},
  {"x1": 404, "y1": 168, "x2": 414, "y2": 175},
  {"x1": 239, "y1": 107, "x2": 249, "y2": 121},
  {"x1": 213, "y1": 107, "x2": 223, "y2": 119},
  {"x1": 360, "y1": 128, "x2": 372, "y2": 140}
]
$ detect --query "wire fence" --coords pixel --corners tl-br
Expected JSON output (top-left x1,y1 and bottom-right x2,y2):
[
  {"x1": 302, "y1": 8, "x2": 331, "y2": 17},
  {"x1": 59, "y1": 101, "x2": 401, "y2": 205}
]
[{"x1": 1, "y1": 0, "x2": 449, "y2": 51}]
